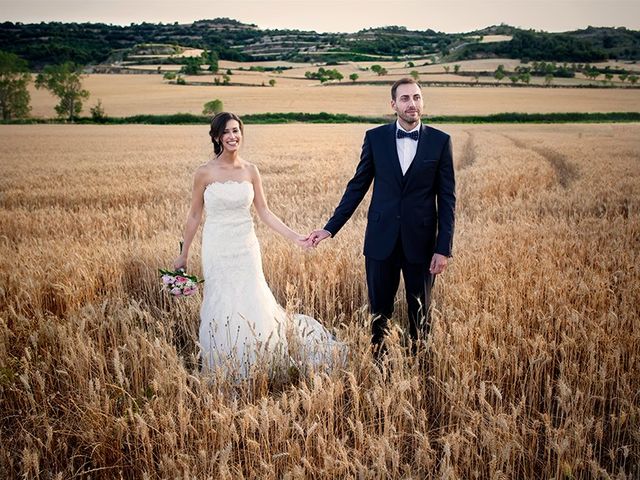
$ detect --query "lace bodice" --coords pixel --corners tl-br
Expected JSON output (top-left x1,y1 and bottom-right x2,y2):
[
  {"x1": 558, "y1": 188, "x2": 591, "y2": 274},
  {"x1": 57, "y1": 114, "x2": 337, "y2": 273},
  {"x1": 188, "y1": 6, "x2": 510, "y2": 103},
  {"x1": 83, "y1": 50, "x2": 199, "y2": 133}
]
[
  {"x1": 204, "y1": 180, "x2": 254, "y2": 221},
  {"x1": 202, "y1": 181, "x2": 258, "y2": 264}
]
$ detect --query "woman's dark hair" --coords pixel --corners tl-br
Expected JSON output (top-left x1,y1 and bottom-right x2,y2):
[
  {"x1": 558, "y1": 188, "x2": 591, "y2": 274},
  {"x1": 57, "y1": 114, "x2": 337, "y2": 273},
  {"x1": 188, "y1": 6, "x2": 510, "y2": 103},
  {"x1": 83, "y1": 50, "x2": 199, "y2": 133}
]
[{"x1": 209, "y1": 112, "x2": 244, "y2": 156}]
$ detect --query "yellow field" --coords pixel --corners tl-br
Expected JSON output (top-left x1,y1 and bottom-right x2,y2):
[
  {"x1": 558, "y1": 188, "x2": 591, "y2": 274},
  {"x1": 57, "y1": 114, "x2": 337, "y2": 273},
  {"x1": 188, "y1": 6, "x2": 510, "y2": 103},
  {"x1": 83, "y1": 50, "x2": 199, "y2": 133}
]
[
  {"x1": 125, "y1": 57, "x2": 640, "y2": 88},
  {"x1": 477, "y1": 35, "x2": 513, "y2": 43},
  {"x1": 27, "y1": 73, "x2": 640, "y2": 118},
  {"x1": 1, "y1": 122, "x2": 638, "y2": 478}
]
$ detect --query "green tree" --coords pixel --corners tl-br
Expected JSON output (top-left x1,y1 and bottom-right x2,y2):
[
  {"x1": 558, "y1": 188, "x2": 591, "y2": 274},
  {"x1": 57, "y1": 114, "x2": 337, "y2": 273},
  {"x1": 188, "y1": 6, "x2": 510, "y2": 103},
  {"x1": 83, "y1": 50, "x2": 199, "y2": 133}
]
[
  {"x1": 371, "y1": 65, "x2": 387, "y2": 76},
  {"x1": 405, "y1": 61, "x2": 415, "y2": 68},
  {"x1": 618, "y1": 73, "x2": 628, "y2": 83},
  {"x1": 519, "y1": 72, "x2": 531, "y2": 84},
  {"x1": 0, "y1": 51, "x2": 32, "y2": 120},
  {"x1": 268, "y1": 79, "x2": 276, "y2": 87},
  {"x1": 370, "y1": 64, "x2": 383, "y2": 75},
  {"x1": 202, "y1": 99, "x2": 223, "y2": 115},
  {"x1": 35, "y1": 62, "x2": 89, "y2": 121},
  {"x1": 453, "y1": 64, "x2": 461, "y2": 74},
  {"x1": 509, "y1": 75, "x2": 519, "y2": 84},
  {"x1": 587, "y1": 69, "x2": 600, "y2": 81},
  {"x1": 410, "y1": 70, "x2": 420, "y2": 80},
  {"x1": 203, "y1": 50, "x2": 219, "y2": 73},
  {"x1": 349, "y1": 73, "x2": 359, "y2": 83},
  {"x1": 443, "y1": 65, "x2": 450, "y2": 73},
  {"x1": 90, "y1": 99, "x2": 106, "y2": 122},
  {"x1": 604, "y1": 73, "x2": 614, "y2": 84},
  {"x1": 305, "y1": 68, "x2": 344, "y2": 82},
  {"x1": 180, "y1": 57, "x2": 202, "y2": 75},
  {"x1": 544, "y1": 73, "x2": 554, "y2": 86},
  {"x1": 209, "y1": 52, "x2": 219, "y2": 73},
  {"x1": 163, "y1": 71, "x2": 177, "y2": 82},
  {"x1": 628, "y1": 74, "x2": 638, "y2": 85}
]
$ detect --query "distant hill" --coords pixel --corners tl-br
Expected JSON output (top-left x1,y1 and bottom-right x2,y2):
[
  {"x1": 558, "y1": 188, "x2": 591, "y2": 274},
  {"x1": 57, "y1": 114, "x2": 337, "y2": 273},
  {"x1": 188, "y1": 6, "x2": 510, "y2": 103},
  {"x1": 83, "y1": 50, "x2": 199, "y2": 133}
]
[
  {"x1": 571, "y1": 26, "x2": 640, "y2": 59},
  {"x1": 0, "y1": 19, "x2": 638, "y2": 69},
  {"x1": 456, "y1": 26, "x2": 639, "y2": 62}
]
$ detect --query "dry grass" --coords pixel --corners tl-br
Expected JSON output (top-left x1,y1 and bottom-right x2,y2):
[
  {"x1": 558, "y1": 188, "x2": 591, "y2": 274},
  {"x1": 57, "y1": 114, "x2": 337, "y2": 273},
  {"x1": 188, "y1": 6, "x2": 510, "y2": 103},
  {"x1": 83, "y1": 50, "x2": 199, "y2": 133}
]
[
  {"x1": 125, "y1": 58, "x2": 640, "y2": 89},
  {"x1": 27, "y1": 75, "x2": 640, "y2": 118},
  {"x1": 1, "y1": 123, "x2": 639, "y2": 478}
]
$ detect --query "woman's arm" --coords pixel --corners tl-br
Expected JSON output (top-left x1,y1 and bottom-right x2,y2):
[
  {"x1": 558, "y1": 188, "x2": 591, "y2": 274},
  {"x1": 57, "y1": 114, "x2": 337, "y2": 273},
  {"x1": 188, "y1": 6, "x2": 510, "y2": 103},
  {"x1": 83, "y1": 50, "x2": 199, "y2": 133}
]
[
  {"x1": 174, "y1": 167, "x2": 207, "y2": 270},
  {"x1": 250, "y1": 164, "x2": 306, "y2": 246}
]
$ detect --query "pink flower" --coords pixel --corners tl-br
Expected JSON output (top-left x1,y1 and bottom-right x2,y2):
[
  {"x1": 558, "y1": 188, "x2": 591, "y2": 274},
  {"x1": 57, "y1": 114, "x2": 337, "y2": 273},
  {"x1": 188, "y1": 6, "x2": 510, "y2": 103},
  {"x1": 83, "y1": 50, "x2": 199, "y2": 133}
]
[
  {"x1": 183, "y1": 287, "x2": 196, "y2": 296},
  {"x1": 162, "y1": 275, "x2": 174, "y2": 285},
  {"x1": 170, "y1": 287, "x2": 182, "y2": 296},
  {"x1": 175, "y1": 276, "x2": 188, "y2": 285}
]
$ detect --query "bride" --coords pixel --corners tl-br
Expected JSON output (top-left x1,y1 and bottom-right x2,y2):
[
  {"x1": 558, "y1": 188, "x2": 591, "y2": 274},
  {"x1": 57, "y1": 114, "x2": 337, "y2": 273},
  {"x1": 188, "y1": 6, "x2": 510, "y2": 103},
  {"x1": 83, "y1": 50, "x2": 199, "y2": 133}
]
[{"x1": 174, "y1": 112, "x2": 344, "y2": 378}]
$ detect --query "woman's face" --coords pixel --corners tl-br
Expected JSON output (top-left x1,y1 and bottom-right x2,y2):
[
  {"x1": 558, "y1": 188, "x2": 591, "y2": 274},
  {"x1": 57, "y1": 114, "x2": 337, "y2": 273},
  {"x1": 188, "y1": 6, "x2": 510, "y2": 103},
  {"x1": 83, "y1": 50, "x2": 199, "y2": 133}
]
[{"x1": 219, "y1": 119, "x2": 242, "y2": 153}]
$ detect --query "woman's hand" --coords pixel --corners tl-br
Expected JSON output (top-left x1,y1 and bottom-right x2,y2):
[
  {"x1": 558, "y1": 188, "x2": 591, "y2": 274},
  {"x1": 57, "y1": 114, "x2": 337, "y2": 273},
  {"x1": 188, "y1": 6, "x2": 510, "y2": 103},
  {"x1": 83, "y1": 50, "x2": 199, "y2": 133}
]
[
  {"x1": 293, "y1": 233, "x2": 311, "y2": 249},
  {"x1": 173, "y1": 255, "x2": 188, "y2": 271}
]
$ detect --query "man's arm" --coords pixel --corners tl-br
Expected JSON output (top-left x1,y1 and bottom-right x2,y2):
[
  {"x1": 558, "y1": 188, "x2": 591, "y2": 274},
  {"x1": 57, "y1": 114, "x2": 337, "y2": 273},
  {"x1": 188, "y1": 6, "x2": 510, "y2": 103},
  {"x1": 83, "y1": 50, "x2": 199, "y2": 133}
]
[
  {"x1": 322, "y1": 132, "x2": 375, "y2": 236},
  {"x1": 307, "y1": 133, "x2": 375, "y2": 247},
  {"x1": 434, "y1": 136, "x2": 456, "y2": 258}
]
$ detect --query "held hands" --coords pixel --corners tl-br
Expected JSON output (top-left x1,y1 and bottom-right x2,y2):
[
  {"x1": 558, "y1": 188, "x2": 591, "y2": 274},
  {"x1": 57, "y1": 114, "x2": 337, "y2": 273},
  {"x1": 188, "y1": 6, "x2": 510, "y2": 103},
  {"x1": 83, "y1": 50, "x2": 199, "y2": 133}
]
[
  {"x1": 305, "y1": 229, "x2": 331, "y2": 248},
  {"x1": 293, "y1": 234, "x2": 311, "y2": 249},
  {"x1": 291, "y1": 229, "x2": 331, "y2": 250}
]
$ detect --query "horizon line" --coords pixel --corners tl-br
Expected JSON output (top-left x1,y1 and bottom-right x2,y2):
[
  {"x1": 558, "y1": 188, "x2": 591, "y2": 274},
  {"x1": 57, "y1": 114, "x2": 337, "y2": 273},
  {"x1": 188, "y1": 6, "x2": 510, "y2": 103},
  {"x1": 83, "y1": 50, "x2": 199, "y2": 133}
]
[{"x1": 1, "y1": 17, "x2": 635, "y2": 36}]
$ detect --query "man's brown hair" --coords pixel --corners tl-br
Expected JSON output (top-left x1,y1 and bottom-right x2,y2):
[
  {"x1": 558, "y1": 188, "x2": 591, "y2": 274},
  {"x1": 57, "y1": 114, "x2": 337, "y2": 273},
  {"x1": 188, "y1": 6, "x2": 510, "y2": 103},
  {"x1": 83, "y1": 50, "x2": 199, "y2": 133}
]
[{"x1": 391, "y1": 77, "x2": 422, "y2": 100}]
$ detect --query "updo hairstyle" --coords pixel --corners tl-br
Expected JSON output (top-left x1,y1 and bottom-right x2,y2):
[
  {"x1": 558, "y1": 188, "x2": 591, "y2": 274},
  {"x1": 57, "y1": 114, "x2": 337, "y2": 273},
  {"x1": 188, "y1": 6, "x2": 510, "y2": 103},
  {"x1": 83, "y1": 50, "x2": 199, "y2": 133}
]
[{"x1": 209, "y1": 112, "x2": 244, "y2": 156}]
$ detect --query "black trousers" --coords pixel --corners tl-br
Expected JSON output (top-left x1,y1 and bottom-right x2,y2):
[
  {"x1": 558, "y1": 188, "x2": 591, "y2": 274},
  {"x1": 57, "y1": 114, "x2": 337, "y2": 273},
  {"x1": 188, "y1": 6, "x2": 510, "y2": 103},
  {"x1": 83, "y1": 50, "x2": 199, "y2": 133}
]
[{"x1": 365, "y1": 234, "x2": 435, "y2": 350}]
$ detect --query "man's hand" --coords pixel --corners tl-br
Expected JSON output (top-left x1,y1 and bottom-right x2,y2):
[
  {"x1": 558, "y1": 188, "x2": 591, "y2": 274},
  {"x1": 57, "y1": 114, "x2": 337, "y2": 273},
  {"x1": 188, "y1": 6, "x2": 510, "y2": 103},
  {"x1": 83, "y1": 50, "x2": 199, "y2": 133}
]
[
  {"x1": 429, "y1": 253, "x2": 448, "y2": 275},
  {"x1": 305, "y1": 229, "x2": 332, "y2": 248}
]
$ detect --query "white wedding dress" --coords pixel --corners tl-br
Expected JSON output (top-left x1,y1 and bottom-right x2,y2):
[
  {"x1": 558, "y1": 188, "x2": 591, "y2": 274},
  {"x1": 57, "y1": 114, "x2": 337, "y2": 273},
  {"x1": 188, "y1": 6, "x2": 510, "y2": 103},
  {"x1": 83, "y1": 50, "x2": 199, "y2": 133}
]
[{"x1": 199, "y1": 180, "x2": 345, "y2": 377}]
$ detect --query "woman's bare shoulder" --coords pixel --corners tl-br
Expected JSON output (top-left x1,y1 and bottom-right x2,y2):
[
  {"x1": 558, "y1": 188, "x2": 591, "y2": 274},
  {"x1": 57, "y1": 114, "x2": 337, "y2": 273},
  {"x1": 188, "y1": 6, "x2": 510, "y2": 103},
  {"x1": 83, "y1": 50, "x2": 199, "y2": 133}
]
[
  {"x1": 244, "y1": 161, "x2": 259, "y2": 176},
  {"x1": 192, "y1": 162, "x2": 216, "y2": 185}
]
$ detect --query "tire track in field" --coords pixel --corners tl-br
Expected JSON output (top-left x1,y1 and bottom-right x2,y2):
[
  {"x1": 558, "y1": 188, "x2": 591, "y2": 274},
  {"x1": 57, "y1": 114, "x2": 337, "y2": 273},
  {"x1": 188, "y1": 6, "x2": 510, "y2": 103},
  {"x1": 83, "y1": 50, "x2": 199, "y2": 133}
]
[
  {"x1": 504, "y1": 135, "x2": 579, "y2": 188},
  {"x1": 457, "y1": 131, "x2": 476, "y2": 170}
]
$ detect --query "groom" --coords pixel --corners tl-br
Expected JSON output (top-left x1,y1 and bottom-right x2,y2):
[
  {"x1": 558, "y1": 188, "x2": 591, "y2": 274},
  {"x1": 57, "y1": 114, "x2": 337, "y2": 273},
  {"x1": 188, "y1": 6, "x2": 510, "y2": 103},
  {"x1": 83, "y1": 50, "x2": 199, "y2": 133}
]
[{"x1": 307, "y1": 78, "x2": 456, "y2": 354}]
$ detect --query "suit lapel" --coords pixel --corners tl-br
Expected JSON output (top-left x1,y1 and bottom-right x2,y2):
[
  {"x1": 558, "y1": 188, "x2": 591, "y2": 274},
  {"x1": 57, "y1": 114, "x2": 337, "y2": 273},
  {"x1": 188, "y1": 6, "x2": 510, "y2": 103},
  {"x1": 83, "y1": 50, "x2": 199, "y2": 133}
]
[
  {"x1": 385, "y1": 123, "x2": 403, "y2": 186},
  {"x1": 413, "y1": 124, "x2": 430, "y2": 164}
]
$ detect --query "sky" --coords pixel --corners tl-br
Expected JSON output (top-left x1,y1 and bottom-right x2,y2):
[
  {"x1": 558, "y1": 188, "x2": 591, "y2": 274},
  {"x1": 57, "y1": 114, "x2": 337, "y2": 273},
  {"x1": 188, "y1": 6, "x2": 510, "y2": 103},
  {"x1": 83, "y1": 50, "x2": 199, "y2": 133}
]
[{"x1": 2, "y1": 0, "x2": 640, "y2": 33}]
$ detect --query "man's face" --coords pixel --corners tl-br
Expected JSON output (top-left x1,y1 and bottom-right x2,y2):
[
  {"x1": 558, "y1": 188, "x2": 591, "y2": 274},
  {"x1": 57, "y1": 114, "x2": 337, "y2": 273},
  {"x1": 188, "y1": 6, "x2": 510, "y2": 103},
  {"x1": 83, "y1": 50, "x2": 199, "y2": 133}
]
[{"x1": 391, "y1": 83, "x2": 423, "y2": 125}]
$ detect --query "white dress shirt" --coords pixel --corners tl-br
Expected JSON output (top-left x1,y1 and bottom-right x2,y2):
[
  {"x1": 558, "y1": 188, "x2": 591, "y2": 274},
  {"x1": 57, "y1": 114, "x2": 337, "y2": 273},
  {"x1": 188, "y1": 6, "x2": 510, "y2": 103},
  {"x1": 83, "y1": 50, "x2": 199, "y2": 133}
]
[{"x1": 396, "y1": 120, "x2": 421, "y2": 175}]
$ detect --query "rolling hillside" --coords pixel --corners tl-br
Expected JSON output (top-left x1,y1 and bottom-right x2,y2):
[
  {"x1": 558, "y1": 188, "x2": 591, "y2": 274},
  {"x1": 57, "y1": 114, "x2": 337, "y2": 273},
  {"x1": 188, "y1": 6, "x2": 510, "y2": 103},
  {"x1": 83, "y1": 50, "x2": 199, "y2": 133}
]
[{"x1": 1, "y1": 19, "x2": 638, "y2": 69}]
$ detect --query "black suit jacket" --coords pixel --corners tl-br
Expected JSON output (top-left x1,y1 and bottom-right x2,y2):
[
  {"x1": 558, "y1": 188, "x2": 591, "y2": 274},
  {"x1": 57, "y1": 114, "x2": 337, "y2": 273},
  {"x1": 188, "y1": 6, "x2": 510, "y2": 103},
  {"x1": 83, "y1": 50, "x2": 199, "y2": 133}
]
[{"x1": 324, "y1": 122, "x2": 455, "y2": 264}]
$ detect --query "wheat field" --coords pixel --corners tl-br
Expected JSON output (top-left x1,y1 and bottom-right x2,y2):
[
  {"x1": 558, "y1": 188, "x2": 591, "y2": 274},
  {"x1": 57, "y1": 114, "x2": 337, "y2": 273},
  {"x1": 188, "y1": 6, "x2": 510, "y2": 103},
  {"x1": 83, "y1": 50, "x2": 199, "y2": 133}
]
[
  {"x1": 1, "y1": 123, "x2": 639, "y2": 478},
  {"x1": 27, "y1": 75, "x2": 640, "y2": 118}
]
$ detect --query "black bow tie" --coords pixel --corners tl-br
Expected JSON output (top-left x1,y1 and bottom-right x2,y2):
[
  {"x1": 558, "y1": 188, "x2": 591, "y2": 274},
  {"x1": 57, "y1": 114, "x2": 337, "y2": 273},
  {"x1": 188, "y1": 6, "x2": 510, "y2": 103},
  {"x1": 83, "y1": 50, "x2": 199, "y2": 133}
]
[{"x1": 397, "y1": 129, "x2": 419, "y2": 141}]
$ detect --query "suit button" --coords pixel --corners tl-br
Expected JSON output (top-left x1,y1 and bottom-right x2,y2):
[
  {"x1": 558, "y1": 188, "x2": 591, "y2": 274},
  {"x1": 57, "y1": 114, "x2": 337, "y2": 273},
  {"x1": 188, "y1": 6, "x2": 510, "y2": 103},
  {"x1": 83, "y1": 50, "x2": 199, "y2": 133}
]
[{"x1": 396, "y1": 215, "x2": 401, "y2": 219}]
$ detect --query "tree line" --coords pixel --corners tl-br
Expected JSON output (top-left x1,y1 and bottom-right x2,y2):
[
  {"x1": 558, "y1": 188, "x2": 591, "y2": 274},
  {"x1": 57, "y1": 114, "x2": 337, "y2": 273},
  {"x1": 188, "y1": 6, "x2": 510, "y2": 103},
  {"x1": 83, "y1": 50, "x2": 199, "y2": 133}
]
[
  {"x1": 458, "y1": 29, "x2": 639, "y2": 62},
  {"x1": 1, "y1": 51, "x2": 98, "y2": 121},
  {"x1": 0, "y1": 48, "x2": 233, "y2": 122},
  {"x1": 2, "y1": 21, "x2": 638, "y2": 69}
]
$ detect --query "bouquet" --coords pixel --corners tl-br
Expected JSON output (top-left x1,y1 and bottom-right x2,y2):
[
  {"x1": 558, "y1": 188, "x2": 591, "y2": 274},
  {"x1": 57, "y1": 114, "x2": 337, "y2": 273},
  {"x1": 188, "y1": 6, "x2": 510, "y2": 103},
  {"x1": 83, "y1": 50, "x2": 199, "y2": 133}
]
[
  {"x1": 159, "y1": 268, "x2": 203, "y2": 296},
  {"x1": 159, "y1": 241, "x2": 203, "y2": 297}
]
